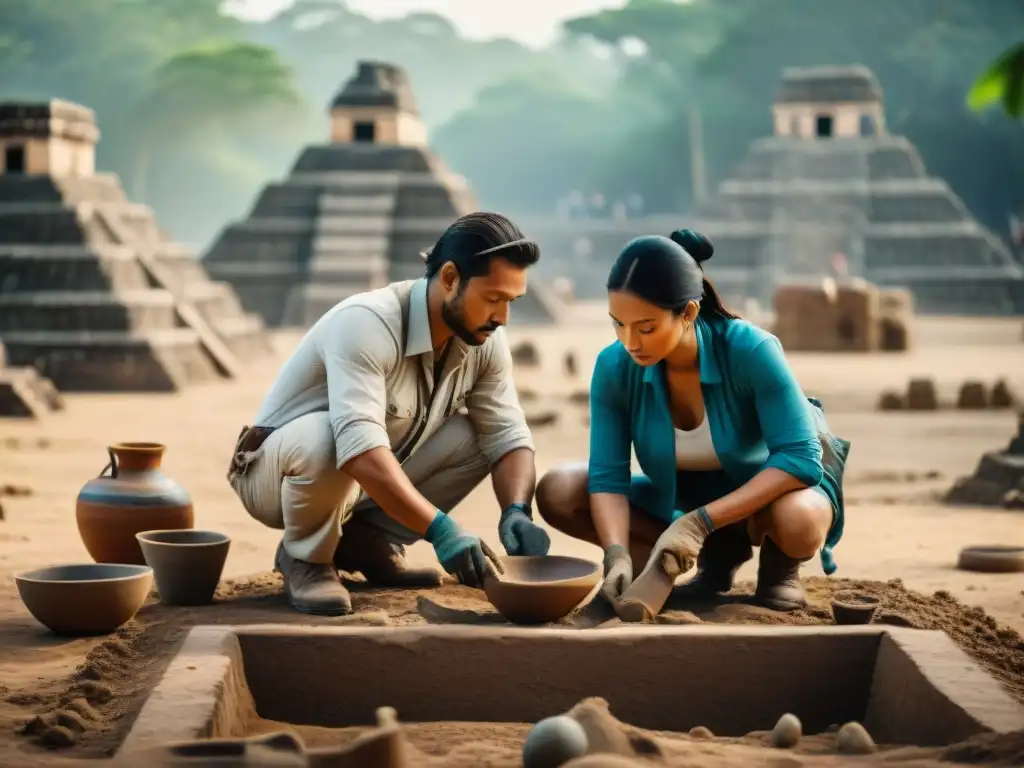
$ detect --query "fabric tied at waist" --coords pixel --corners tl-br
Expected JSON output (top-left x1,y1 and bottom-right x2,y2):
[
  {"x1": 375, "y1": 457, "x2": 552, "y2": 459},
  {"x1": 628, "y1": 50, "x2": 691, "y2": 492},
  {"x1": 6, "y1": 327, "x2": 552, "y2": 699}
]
[{"x1": 227, "y1": 425, "x2": 276, "y2": 480}]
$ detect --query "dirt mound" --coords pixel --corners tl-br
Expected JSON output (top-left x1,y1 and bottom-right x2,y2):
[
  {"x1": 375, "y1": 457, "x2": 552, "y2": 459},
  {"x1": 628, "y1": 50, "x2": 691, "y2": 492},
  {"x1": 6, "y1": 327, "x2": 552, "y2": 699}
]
[{"x1": 4, "y1": 574, "x2": 1023, "y2": 764}]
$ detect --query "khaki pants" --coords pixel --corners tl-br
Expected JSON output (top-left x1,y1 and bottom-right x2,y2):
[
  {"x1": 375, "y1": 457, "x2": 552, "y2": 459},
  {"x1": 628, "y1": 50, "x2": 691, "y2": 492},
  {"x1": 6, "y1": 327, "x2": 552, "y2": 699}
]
[{"x1": 229, "y1": 412, "x2": 491, "y2": 564}]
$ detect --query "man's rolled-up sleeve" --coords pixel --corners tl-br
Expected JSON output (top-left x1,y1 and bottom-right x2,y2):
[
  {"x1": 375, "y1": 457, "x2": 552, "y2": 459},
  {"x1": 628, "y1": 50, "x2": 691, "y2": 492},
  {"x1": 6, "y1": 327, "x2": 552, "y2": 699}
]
[
  {"x1": 465, "y1": 330, "x2": 534, "y2": 465},
  {"x1": 316, "y1": 307, "x2": 400, "y2": 469}
]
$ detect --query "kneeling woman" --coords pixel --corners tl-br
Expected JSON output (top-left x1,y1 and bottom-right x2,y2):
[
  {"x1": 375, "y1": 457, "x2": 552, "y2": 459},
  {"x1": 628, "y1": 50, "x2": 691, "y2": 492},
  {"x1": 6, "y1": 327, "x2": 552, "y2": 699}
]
[{"x1": 536, "y1": 230, "x2": 849, "y2": 612}]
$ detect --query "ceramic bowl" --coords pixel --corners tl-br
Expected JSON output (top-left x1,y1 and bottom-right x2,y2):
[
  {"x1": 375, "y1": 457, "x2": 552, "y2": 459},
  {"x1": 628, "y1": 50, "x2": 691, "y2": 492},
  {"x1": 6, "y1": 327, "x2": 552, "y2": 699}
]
[
  {"x1": 484, "y1": 555, "x2": 600, "y2": 625},
  {"x1": 831, "y1": 590, "x2": 880, "y2": 625},
  {"x1": 15, "y1": 563, "x2": 152, "y2": 636},
  {"x1": 956, "y1": 545, "x2": 1024, "y2": 574},
  {"x1": 137, "y1": 529, "x2": 231, "y2": 606}
]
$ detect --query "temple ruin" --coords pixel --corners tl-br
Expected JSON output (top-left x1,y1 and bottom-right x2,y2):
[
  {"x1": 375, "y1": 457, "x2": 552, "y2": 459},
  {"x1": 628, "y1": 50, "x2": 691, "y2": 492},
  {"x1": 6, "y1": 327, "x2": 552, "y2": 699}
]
[
  {"x1": 690, "y1": 65, "x2": 1024, "y2": 314},
  {"x1": 202, "y1": 60, "x2": 562, "y2": 328},
  {"x1": 0, "y1": 341, "x2": 62, "y2": 418},
  {"x1": 0, "y1": 99, "x2": 270, "y2": 392},
  {"x1": 523, "y1": 66, "x2": 1024, "y2": 316}
]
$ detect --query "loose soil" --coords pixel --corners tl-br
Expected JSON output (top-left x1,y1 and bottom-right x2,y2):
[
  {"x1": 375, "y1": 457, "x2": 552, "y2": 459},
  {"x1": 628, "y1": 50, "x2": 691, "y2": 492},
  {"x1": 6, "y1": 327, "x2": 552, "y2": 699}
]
[{"x1": 1, "y1": 314, "x2": 1023, "y2": 766}]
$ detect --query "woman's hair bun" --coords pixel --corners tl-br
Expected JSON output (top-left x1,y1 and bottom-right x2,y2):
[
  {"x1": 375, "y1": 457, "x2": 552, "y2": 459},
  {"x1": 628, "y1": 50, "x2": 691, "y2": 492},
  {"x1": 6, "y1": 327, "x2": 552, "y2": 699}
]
[{"x1": 669, "y1": 228, "x2": 714, "y2": 264}]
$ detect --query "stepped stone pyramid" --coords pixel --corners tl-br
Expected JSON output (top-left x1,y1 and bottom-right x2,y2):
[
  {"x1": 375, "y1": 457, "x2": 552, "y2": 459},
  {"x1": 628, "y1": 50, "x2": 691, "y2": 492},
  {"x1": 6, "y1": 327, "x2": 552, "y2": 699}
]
[
  {"x1": 0, "y1": 341, "x2": 63, "y2": 418},
  {"x1": 686, "y1": 65, "x2": 1024, "y2": 315},
  {"x1": 203, "y1": 60, "x2": 562, "y2": 328},
  {"x1": 0, "y1": 99, "x2": 270, "y2": 392}
]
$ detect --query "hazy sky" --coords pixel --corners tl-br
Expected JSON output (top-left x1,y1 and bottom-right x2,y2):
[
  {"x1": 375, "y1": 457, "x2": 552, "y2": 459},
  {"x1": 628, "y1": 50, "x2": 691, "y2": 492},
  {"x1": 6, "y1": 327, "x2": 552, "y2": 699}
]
[{"x1": 231, "y1": 0, "x2": 627, "y2": 47}]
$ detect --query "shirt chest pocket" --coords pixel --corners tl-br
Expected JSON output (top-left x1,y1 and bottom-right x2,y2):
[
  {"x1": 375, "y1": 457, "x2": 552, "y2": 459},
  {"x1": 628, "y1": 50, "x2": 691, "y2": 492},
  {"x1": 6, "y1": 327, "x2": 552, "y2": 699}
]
[{"x1": 384, "y1": 385, "x2": 418, "y2": 446}]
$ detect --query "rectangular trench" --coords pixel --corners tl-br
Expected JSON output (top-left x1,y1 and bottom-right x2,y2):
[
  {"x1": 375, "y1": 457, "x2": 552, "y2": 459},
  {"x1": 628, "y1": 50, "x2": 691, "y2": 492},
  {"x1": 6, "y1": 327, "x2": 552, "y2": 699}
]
[{"x1": 120, "y1": 624, "x2": 1024, "y2": 755}]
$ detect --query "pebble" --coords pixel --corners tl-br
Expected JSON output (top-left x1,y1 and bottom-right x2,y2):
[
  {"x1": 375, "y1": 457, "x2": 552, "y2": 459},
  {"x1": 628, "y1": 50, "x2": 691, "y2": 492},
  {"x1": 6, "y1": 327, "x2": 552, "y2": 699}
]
[
  {"x1": 836, "y1": 721, "x2": 876, "y2": 754},
  {"x1": 523, "y1": 715, "x2": 589, "y2": 768},
  {"x1": 689, "y1": 725, "x2": 714, "y2": 739},
  {"x1": 770, "y1": 713, "x2": 802, "y2": 748}
]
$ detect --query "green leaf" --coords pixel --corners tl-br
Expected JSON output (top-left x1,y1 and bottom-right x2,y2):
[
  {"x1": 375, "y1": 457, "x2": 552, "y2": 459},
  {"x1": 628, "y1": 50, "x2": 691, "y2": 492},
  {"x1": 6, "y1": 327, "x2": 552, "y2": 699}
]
[{"x1": 968, "y1": 42, "x2": 1024, "y2": 114}]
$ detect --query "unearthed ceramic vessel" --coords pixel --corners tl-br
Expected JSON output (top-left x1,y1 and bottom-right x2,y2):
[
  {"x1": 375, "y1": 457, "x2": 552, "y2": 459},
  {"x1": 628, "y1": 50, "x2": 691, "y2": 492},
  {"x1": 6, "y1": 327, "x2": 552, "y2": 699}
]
[
  {"x1": 956, "y1": 545, "x2": 1024, "y2": 574},
  {"x1": 15, "y1": 563, "x2": 152, "y2": 636},
  {"x1": 76, "y1": 442, "x2": 194, "y2": 565},
  {"x1": 484, "y1": 555, "x2": 600, "y2": 625},
  {"x1": 831, "y1": 591, "x2": 880, "y2": 625},
  {"x1": 137, "y1": 529, "x2": 231, "y2": 606}
]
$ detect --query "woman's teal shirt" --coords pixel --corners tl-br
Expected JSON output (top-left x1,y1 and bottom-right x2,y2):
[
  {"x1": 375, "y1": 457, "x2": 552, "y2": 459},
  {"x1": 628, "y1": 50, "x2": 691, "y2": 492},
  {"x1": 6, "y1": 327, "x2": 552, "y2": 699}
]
[{"x1": 587, "y1": 314, "x2": 846, "y2": 574}]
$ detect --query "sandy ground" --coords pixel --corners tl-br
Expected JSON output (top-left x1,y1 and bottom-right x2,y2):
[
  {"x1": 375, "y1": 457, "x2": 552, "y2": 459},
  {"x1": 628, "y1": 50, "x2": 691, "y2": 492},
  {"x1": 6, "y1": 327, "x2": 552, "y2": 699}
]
[{"x1": 1, "y1": 305, "x2": 1023, "y2": 766}]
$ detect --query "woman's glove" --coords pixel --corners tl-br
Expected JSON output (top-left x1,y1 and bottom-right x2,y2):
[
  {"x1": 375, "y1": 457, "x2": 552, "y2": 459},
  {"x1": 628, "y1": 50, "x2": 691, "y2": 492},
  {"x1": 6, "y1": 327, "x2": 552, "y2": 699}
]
[
  {"x1": 600, "y1": 544, "x2": 633, "y2": 603},
  {"x1": 645, "y1": 507, "x2": 714, "y2": 577}
]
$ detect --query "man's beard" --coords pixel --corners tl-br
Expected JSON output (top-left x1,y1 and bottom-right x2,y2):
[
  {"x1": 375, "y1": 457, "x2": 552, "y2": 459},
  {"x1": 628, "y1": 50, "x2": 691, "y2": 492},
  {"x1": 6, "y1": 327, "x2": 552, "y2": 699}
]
[{"x1": 442, "y1": 293, "x2": 499, "y2": 346}]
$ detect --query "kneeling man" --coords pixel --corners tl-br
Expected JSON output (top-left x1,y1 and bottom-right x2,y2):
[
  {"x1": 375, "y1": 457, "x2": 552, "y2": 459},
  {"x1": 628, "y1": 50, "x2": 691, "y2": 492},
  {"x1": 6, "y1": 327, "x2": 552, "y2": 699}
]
[{"x1": 227, "y1": 212, "x2": 551, "y2": 615}]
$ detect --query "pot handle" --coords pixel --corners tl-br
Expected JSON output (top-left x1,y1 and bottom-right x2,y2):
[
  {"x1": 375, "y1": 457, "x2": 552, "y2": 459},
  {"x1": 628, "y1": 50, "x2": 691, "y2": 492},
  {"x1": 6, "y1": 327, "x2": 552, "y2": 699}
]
[{"x1": 98, "y1": 447, "x2": 119, "y2": 479}]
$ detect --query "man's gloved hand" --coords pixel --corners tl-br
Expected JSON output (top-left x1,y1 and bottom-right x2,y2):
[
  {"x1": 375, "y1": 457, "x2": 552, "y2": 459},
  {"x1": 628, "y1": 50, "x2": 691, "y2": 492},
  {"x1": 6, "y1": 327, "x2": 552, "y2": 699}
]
[
  {"x1": 600, "y1": 544, "x2": 633, "y2": 603},
  {"x1": 425, "y1": 511, "x2": 504, "y2": 588},
  {"x1": 498, "y1": 503, "x2": 551, "y2": 556},
  {"x1": 645, "y1": 507, "x2": 715, "y2": 577}
]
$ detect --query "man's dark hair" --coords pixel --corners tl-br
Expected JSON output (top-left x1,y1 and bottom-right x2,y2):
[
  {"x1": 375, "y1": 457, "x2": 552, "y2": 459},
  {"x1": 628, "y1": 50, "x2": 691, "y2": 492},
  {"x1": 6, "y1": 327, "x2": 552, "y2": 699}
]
[{"x1": 423, "y1": 212, "x2": 540, "y2": 280}]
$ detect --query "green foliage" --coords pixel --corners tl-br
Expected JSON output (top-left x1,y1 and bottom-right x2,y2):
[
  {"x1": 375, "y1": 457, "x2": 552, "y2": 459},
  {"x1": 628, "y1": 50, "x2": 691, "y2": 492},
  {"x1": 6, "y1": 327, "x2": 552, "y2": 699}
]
[
  {"x1": 133, "y1": 41, "x2": 303, "y2": 137},
  {"x1": 968, "y1": 43, "x2": 1024, "y2": 118},
  {"x1": 1, "y1": 0, "x2": 1022, "y2": 246}
]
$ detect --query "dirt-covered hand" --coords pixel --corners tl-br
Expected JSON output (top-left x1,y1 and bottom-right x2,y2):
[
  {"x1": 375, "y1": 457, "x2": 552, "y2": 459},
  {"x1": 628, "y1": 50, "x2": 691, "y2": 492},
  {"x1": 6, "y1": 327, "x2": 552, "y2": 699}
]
[
  {"x1": 600, "y1": 544, "x2": 633, "y2": 603},
  {"x1": 646, "y1": 508, "x2": 714, "y2": 577}
]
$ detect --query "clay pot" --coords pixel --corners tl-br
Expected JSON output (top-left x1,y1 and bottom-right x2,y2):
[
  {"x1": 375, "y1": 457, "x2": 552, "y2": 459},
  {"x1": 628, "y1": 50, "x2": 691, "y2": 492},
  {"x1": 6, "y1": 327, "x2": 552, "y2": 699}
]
[
  {"x1": 15, "y1": 563, "x2": 152, "y2": 636},
  {"x1": 137, "y1": 529, "x2": 231, "y2": 606},
  {"x1": 76, "y1": 442, "x2": 193, "y2": 565},
  {"x1": 484, "y1": 556, "x2": 600, "y2": 625},
  {"x1": 831, "y1": 591, "x2": 880, "y2": 625}
]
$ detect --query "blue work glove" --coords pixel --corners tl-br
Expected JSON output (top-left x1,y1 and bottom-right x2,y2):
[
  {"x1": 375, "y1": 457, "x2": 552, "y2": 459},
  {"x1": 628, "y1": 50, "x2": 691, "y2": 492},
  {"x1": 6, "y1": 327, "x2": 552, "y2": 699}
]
[
  {"x1": 425, "y1": 511, "x2": 504, "y2": 588},
  {"x1": 498, "y1": 503, "x2": 551, "y2": 556}
]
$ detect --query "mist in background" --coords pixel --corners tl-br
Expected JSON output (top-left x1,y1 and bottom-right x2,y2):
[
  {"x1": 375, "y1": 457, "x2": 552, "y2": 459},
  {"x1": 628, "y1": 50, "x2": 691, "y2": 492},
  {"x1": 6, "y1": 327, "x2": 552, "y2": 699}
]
[{"x1": 1, "y1": 0, "x2": 1021, "y2": 254}]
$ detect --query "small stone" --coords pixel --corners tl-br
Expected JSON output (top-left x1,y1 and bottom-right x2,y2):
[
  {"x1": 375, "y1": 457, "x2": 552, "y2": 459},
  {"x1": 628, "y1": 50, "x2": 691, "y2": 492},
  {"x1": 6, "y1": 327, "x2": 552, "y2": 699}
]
[
  {"x1": 906, "y1": 378, "x2": 938, "y2": 410},
  {"x1": 511, "y1": 342, "x2": 540, "y2": 366},
  {"x1": 523, "y1": 715, "x2": 589, "y2": 768},
  {"x1": 564, "y1": 351, "x2": 578, "y2": 377},
  {"x1": 957, "y1": 381, "x2": 989, "y2": 410},
  {"x1": 878, "y1": 391, "x2": 905, "y2": 411},
  {"x1": 770, "y1": 713, "x2": 802, "y2": 748},
  {"x1": 836, "y1": 721, "x2": 876, "y2": 754},
  {"x1": 525, "y1": 410, "x2": 559, "y2": 428},
  {"x1": 689, "y1": 725, "x2": 714, "y2": 739},
  {"x1": 568, "y1": 390, "x2": 590, "y2": 405},
  {"x1": 990, "y1": 379, "x2": 1016, "y2": 408}
]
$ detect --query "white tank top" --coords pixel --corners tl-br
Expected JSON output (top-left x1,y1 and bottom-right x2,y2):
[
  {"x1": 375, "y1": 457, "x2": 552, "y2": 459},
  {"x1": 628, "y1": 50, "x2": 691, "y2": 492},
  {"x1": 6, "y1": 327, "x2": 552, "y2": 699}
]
[{"x1": 675, "y1": 417, "x2": 722, "y2": 471}]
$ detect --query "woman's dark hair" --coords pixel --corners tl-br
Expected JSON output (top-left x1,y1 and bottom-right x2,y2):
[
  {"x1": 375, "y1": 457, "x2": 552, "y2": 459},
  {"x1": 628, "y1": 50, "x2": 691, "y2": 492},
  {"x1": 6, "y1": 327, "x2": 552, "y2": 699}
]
[
  {"x1": 605, "y1": 228, "x2": 738, "y2": 320},
  {"x1": 423, "y1": 211, "x2": 539, "y2": 280}
]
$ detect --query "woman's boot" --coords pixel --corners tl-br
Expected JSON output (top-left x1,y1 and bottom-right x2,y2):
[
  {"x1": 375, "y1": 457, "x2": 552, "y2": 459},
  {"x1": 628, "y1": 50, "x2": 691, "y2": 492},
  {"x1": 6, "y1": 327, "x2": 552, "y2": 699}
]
[
  {"x1": 754, "y1": 538, "x2": 808, "y2": 611},
  {"x1": 674, "y1": 522, "x2": 752, "y2": 598}
]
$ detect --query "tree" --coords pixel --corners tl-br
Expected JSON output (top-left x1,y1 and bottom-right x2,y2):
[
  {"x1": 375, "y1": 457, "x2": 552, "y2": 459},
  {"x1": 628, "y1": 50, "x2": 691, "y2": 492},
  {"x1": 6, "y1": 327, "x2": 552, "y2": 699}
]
[
  {"x1": 128, "y1": 41, "x2": 304, "y2": 200},
  {"x1": 968, "y1": 43, "x2": 1024, "y2": 119}
]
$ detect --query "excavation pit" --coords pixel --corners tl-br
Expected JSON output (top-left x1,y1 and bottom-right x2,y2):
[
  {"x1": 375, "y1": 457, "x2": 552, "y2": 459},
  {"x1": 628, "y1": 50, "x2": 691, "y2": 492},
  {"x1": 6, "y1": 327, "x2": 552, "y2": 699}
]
[{"x1": 120, "y1": 624, "x2": 1024, "y2": 758}]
